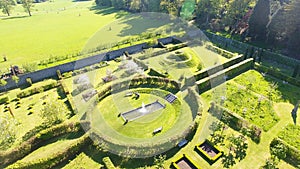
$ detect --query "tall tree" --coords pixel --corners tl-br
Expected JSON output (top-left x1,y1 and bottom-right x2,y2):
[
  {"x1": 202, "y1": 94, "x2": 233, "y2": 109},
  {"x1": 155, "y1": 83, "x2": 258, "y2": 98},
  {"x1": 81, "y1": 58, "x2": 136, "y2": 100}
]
[
  {"x1": 0, "y1": 116, "x2": 16, "y2": 150},
  {"x1": 0, "y1": 0, "x2": 15, "y2": 16},
  {"x1": 196, "y1": 0, "x2": 224, "y2": 26},
  {"x1": 21, "y1": 0, "x2": 34, "y2": 16},
  {"x1": 248, "y1": 0, "x2": 270, "y2": 41},
  {"x1": 41, "y1": 99, "x2": 70, "y2": 124}
]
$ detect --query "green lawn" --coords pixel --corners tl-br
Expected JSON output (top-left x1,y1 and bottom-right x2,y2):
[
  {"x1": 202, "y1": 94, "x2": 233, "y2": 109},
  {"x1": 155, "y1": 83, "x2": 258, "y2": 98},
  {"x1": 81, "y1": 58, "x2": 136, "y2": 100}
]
[
  {"x1": 62, "y1": 152, "x2": 103, "y2": 169},
  {"x1": 0, "y1": 0, "x2": 123, "y2": 72},
  {"x1": 98, "y1": 90, "x2": 178, "y2": 138},
  {"x1": 278, "y1": 124, "x2": 300, "y2": 150}
]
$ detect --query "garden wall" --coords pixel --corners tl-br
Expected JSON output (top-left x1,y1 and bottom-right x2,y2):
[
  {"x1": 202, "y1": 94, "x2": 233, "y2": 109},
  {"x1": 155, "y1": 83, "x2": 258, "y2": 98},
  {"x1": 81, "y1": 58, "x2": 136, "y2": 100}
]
[{"x1": 0, "y1": 37, "x2": 174, "y2": 92}]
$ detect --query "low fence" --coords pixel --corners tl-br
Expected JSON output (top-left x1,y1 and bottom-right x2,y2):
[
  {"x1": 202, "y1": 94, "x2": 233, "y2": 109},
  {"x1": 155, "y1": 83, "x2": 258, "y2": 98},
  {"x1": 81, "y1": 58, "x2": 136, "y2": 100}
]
[{"x1": 0, "y1": 37, "x2": 174, "y2": 92}]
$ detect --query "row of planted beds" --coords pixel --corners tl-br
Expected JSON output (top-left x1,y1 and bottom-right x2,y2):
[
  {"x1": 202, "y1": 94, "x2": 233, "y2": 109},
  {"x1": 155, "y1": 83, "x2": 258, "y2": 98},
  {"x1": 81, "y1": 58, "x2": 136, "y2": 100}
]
[{"x1": 171, "y1": 139, "x2": 223, "y2": 169}]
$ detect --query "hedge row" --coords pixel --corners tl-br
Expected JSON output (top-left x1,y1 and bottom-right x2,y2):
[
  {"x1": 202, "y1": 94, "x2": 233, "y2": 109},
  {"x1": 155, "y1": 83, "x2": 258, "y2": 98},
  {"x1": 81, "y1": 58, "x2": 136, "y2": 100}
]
[
  {"x1": 6, "y1": 134, "x2": 91, "y2": 169},
  {"x1": 59, "y1": 80, "x2": 78, "y2": 114},
  {"x1": 166, "y1": 42, "x2": 188, "y2": 52},
  {"x1": 132, "y1": 57, "x2": 149, "y2": 70},
  {"x1": 204, "y1": 31, "x2": 300, "y2": 69},
  {"x1": 0, "y1": 121, "x2": 89, "y2": 168},
  {"x1": 0, "y1": 95, "x2": 9, "y2": 104},
  {"x1": 102, "y1": 157, "x2": 116, "y2": 169},
  {"x1": 196, "y1": 59, "x2": 253, "y2": 92},
  {"x1": 193, "y1": 54, "x2": 244, "y2": 81},
  {"x1": 254, "y1": 63, "x2": 300, "y2": 87},
  {"x1": 261, "y1": 50, "x2": 300, "y2": 67},
  {"x1": 209, "y1": 103, "x2": 262, "y2": 143},
  {"x1": 148, "y1": 67, "x2": 169, "y2": 78},
  {"x1": 270, "y1": 138, "x2": 300, "y2": 167},
  {"x1": 206, "y1": 44, "x2": 237, "y2": 59},
  {"x1": 17, "y1": 81, "x2": 59, "y2": 98}
]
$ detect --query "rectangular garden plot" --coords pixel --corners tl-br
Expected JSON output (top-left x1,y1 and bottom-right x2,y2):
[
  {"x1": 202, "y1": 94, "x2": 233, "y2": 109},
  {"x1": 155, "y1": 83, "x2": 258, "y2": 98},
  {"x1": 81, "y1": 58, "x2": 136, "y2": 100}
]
[
  {"x1": 172, "y1": 154, "x2": 201, "y2": 169},
  {"x1": 195, "y1": 140, "x2": 223, "y2": 164}
]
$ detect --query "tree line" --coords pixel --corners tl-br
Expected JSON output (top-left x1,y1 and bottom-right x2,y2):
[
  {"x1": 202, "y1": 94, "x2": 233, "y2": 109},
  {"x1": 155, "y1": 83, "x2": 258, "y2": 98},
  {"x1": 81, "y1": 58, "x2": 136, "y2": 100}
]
[
  {"x1": 95, "y1": 0, "x2": 255, "y2": 34},
  {"x1": 96, "y1": 0, "x2": 299, "y2": 59},
  {"x1": 0, "y1": 0, "x2": 34, "y2": 16}
]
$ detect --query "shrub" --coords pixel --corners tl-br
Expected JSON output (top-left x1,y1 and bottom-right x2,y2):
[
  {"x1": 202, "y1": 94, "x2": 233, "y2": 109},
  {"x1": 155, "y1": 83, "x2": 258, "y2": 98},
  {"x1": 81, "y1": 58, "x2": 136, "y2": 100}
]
[
  {"x1": 0, "y1": 96, "x2": 9, "y2": 105},
  {"x1": 22, "y1": 62, "x2": 38, "y2": 73},
  {"x1": 17, "y1": 81, "x2": 58, "y2": 98},
  {"x1": 26, "y1": 78, "x2": 32, "y2": 86},
  {"x1": 56, "y1": 70, "x2": 62, "y2": 79}
]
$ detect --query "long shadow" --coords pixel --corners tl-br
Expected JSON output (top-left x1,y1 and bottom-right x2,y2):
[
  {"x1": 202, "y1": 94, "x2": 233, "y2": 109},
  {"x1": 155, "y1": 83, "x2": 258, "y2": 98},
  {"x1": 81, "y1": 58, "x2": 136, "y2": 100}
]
[
  {"x1": 263, "y1": 75, "x2": 300, "y2": 105},
  {"x1": 89, "y1": 6, "x2": 127, "y2": 19},
  {"x1": 1, "y1": 15, "x2": 29, "y2": 20}
]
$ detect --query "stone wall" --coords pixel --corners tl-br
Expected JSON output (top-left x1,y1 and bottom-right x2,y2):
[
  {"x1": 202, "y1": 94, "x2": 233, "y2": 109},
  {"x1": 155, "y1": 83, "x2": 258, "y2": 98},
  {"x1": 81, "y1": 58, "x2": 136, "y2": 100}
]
[{"x1": 0, "y1": 37, "x2": 174, "y2": 92}]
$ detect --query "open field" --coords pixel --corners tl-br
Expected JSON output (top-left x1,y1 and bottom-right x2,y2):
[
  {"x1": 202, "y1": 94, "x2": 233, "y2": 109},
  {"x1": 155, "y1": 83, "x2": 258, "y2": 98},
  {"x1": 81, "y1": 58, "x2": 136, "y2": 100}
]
[{"x1": 1, "y1": 3, "x2": 299, "y2": 168}]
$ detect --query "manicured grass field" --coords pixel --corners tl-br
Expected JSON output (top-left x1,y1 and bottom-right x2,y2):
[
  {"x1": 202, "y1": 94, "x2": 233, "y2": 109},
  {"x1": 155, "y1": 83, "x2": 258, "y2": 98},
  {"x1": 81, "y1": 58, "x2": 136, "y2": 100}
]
[
  {"x1": 0, "y1": 0, "x2": 123, "y2": 72},
  {"x1": 98, "y1": 90, "x2": 178, "y2": 138}
]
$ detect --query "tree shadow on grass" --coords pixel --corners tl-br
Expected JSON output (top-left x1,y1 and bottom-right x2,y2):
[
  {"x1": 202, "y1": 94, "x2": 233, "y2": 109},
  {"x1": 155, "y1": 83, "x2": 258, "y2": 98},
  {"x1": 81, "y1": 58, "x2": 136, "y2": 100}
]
[
  {"x1": 1, "y1": 16, "x2": 29, "y2": 20},
  {"x1": 89, "y1": 6, "x2": 127, "y2": 19},
  {"x1": 263, "y1": 75, "x2": 300, "y2": 105}
]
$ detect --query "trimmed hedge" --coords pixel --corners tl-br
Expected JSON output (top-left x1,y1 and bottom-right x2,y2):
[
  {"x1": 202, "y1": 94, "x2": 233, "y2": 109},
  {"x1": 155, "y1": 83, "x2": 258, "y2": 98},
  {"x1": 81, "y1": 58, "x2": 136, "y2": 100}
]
[
  {"x1": 0, "y1": 121, "x2": 89, "y2": 168},
  {"x1": 0, "y1": 95, "x2": 9, "y2": 104},
  {"x1": 17, "y1": 81, "x2": 59, "y2": 98},
  {"x1": 196, "y1": 58, "x2": 253, "y2": 92},
  {"x1": 172, "y1": 154, "x2": 201, "y2": 169},
  {"x1": 209, "y1": 103, "x2": 262, "y2": 143},
  {"x1": 102, "y1": 157, "x2": 116, "y2": 169},
  {"x1": 206, "y1": 44, "x2": 237, "y2": 59},
  {"x1": 193, "y1": 54, "x2": 244, "y2": 81},
  {"x1": 254, "y1": 63, "x2": 300, "y2": 87},
  {"x1": 148, "y1": 68, "x2": 168, "y2": 78},
  {"x1": 6, "y1": 134, "x2": 91, "y2": 169},
  {"x1": 166, "y1": 43, "x2": 188, "y2": 52},
  {"x1": 132, "y1": 57, "x2": 149, "y2": 70},
  {"x1": 195, "y1": 139, "x2": 223, "y2": 164},
  {"x1": 59, "y1": 80, "x2": 78, "y2": 114}
]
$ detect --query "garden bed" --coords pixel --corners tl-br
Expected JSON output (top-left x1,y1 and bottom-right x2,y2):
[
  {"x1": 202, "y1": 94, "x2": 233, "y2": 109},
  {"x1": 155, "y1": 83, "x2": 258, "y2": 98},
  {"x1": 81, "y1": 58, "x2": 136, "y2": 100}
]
[
  {"x1": 195, "y1": 140, "x2": 222, "y2": 164},
  {"x1": 172, "y1": 154, "x2": 200, "y2": 169}
]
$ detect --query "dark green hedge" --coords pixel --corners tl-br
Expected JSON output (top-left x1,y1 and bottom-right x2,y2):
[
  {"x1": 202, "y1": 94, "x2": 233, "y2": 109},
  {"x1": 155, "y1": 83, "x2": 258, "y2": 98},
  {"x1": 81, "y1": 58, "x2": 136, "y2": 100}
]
[
  {"x1": 193, "y1": 55, "x2": 244, "y2": 81},
  {"x1": 196, "y1": 59, "x2": 253, "y2": 92},
  {"x1": 6, "y1": 135, "x2": 91, "y2": 169},
  {"x1": 166, "y1": 43, "x2": 188, "y2": 52},
  {"x1": 254, "y1": 63, "x2": 300, "y2": 87},
  {"x1": 17, "y1": 81, "x2": 59, "y2": 98},
  {"x1": 0, "y1": 95, "x2": 9, "y2": 104},
  {"x1": 102, "y1": 157, "x2": 116, "y2": 169},
  {"x1": 0, "y1": 121, "x2": 89, "y2": 168}
]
